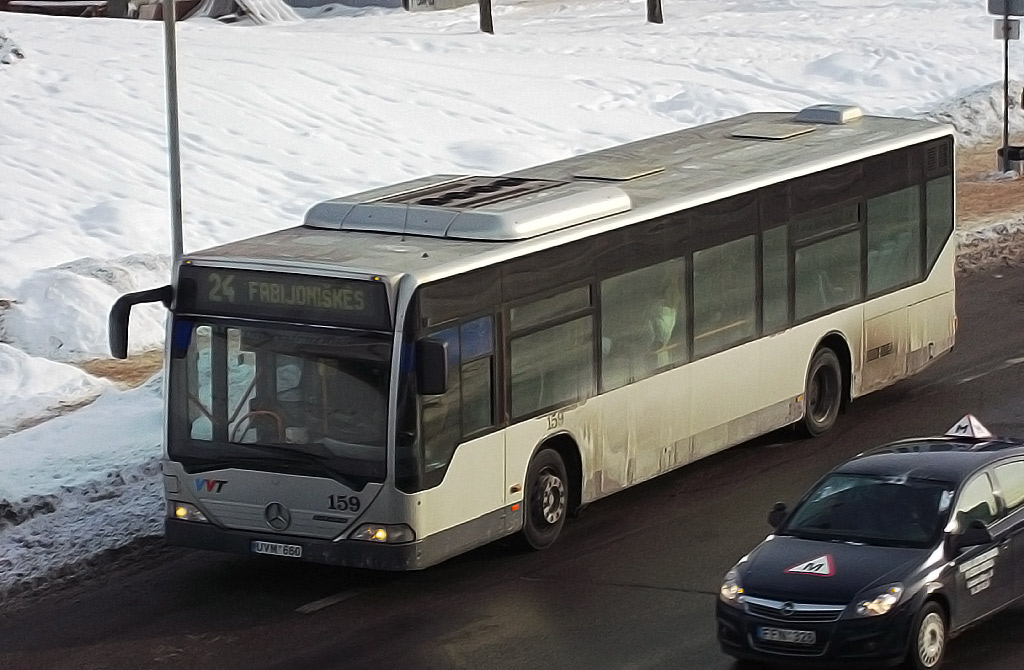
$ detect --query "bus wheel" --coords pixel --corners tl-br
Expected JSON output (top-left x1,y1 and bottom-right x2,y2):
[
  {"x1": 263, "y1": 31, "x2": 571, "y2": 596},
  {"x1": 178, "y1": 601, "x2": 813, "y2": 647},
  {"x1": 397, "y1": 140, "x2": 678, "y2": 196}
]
[
  {"x1": 522, "y1": 449, "x2": 568, "y2": 550},
  {"x1": 799, "y1": 347, "x2": 842, "y2": 437},
  {"x1": 906, "y1": 602, "x2": 946, "y2": 670}
]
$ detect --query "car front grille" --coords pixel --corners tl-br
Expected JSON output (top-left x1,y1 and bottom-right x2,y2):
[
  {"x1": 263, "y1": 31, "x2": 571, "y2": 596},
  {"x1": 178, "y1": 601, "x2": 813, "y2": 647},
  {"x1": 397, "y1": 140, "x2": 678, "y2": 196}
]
[{"x1": 743, "y1": 595, "x2": 846, "y2": 623}]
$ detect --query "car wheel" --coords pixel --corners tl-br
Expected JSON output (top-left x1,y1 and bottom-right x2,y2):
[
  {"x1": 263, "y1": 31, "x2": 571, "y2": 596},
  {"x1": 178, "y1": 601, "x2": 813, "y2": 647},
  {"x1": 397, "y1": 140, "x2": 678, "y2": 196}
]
[
  {"x1": 798, "y1": 347, "x2": 842, "y2": 437},
  {"x1": 906, "y1": 601, "x2": 947, "y2": 670},
  {"x1": 522, "y1": 448, "x2": 568, "y2": 550}
]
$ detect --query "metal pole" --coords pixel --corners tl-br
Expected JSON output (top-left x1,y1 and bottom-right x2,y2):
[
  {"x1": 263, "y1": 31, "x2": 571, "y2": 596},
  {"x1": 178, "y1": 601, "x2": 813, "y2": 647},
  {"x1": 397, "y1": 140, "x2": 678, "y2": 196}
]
[
  {"x1": 1002, "y1": 10, "x2": 1010, "y2": 172},
  {"x1": 646, "y1": 0, "x2": 663, "y2": 24},
  {"x1": 478, "y1": 0, "x2": 493, "y2": 34},
  {"x1": 163, "y1": 0, "x2": 184, "y2": 266}
]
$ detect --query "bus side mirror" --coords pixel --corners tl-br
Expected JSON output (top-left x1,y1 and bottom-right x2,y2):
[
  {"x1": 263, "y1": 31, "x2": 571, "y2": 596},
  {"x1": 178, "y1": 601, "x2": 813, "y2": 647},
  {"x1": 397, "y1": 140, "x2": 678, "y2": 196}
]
[
  {"x1": 768, "y1": 501, "x2": 788, "y2": 529},
  {"x1": 108, "y1": 285, "x2": 173, "y2": 359},
  {"x1": 416, "y1": 339, "x2": 448, "y2": 395}
]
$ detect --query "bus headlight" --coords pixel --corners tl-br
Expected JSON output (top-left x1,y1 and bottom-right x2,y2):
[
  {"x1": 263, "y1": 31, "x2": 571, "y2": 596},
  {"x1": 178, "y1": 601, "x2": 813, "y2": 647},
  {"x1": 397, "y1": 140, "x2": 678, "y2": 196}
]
[
  {"x1": 351, "y1": 523, "x2": 416, "y2": 544},
  {"x1": 854, "y1": 584, "x2": 903, "y2": 617},
  {"x1": 169, "y1": 501, "x2": 208, "y2": 523},
  {"x1": 719, "y1": 568, "x2": 745, "y2": 606}
]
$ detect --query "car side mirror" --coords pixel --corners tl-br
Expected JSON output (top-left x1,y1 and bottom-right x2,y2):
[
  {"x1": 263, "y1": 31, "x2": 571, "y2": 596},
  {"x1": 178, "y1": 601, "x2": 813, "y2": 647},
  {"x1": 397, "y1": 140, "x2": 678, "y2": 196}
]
[
  {"x1": 768, "y1": 501, "x2": 788, "y2": 529},
  {"x1": 416, "y1": 338, "x2": 448, "y2": 396},
  {"x1": 951, "y1": 518, "x2": 993, "y2": 553}
]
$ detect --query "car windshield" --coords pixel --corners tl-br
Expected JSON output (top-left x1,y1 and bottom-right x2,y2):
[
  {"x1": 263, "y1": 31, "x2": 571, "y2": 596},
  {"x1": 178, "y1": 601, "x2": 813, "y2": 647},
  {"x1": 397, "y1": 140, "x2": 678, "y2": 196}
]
[
  {"x1": 169, "y1": 321, "x2": 392, "y2": 485},
  {"x1": 780, "y1": 473, "x2": 954, "y2": 548}
]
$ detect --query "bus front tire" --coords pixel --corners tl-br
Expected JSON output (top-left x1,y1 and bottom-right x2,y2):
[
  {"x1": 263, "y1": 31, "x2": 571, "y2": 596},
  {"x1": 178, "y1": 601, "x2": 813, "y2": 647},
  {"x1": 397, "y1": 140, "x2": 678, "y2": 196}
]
[
  {"x1": 799, "y1": 347, "x2": 842, "y2": 438},
  {"x1": 522, "y1": 449, "x2": 568, "y2": 550}
]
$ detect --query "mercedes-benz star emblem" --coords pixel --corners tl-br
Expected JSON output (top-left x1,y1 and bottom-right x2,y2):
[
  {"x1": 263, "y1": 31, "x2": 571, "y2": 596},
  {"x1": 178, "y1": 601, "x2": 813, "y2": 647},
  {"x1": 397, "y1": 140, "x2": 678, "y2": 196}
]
[
  {"x1": 264, "y1": 502, "x2": 291, "y2": 531},
  {"x1": 781, "y1": 602, "x2": 795, "y2": 617}
]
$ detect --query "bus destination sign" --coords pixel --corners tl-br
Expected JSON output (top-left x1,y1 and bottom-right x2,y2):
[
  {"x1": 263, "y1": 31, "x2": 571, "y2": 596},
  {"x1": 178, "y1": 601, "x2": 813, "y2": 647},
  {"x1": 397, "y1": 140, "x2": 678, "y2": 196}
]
[{"x1": 176, "y1": 266, "x2": 390, "y2": 329}]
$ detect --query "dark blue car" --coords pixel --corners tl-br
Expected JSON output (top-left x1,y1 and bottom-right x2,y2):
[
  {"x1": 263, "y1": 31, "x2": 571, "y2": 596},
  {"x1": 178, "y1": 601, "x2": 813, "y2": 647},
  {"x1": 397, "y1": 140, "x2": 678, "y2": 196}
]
[{"x1": 716, "y1": 415, "x2": 1024, "y2": 669}]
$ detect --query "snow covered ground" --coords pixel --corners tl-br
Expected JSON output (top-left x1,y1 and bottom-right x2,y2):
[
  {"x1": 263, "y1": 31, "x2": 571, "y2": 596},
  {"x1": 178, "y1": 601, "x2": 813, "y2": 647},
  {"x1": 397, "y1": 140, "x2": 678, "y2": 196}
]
[{"x1": 1, "y1": 0, "x2": 1024, "y2": 597}]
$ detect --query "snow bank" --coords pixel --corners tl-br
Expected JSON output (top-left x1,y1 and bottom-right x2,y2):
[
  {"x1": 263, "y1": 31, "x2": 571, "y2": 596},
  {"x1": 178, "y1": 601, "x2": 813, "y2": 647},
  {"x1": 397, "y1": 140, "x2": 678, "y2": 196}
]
[
  {"x1": 0, "y1": 254, "x2": 171, "y2": 362},
  {"x1": 0, "y1": 27, "x2": 25, "y2": 65},
  {"x1": 0, "y1": 374, "x2": 164, "y2": 596},
  {"x1": 924, "y1": 80, "x2": 1024, "y2": 147},
  {"x1": 0, "y1": 344, "x2": 107, "y2": 437}
]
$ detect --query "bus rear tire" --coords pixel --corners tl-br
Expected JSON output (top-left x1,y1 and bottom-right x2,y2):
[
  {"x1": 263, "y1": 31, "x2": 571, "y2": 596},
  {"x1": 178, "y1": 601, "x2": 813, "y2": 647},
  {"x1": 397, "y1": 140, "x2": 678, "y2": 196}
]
[
  {"x1": 799, "y1": 347, "x2": 842, "y2": 438},
  {"x1": 522, "y1": 448, "x2": 568, "y2": 550}
]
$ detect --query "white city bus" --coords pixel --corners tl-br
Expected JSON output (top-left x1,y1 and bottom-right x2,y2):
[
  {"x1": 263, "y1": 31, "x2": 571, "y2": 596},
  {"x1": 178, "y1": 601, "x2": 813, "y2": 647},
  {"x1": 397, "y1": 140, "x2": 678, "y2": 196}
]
[{"x1": 110, "y1": 105, "x2": 957, "y2": 569}]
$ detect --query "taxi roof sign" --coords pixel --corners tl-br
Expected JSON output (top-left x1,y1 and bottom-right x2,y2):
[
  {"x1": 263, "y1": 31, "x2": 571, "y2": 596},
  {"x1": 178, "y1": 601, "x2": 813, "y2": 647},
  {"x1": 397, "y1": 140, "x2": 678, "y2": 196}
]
[{"x1": 944, "y1": 415, "x2": 994, "y2": 439}]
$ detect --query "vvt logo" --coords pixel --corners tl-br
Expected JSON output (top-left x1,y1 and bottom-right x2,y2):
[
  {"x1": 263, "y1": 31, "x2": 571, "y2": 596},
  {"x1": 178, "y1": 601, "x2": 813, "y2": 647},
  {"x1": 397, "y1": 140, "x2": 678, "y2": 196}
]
[{"x1": 195, "y1": 479, "x2": 227, "y2": 493}]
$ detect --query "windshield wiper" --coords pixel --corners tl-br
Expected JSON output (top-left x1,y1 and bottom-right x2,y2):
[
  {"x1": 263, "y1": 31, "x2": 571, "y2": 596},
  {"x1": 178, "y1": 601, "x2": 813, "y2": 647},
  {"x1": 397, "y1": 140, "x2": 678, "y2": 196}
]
[{"x1": 234, "y1": 441, "x2": 370, "y2": 490}]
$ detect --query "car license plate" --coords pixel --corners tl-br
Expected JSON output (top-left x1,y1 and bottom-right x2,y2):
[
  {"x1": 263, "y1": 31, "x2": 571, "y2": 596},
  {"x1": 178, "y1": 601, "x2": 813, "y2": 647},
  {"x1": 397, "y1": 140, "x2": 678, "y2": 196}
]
[
  {"x1": 251, "y1": 540, "x2": 302, "y2": 558},
  {"x1": 758, "y1": 627, "x2": 816, "y2": 645}
]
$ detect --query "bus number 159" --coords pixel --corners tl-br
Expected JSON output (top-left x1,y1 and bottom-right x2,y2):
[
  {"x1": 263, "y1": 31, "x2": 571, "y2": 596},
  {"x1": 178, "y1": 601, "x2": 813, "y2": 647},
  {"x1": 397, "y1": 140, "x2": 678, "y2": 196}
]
[{"x1": 328, "y1": 495, "x2": 360, "y2": 511}]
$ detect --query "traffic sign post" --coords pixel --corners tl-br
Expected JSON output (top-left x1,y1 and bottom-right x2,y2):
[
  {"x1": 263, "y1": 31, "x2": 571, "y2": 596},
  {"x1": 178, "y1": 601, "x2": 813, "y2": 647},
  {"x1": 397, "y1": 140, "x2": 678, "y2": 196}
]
[{"x1": 989, "y1": 1, "x2": 1023, "y2": 173}]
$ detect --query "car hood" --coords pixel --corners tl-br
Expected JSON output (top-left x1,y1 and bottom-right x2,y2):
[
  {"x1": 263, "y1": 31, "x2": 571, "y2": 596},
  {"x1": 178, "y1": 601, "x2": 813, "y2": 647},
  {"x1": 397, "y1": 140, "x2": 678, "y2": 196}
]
[{"x1": 738, "y1": 535, "x2": 927, "y2": 603}]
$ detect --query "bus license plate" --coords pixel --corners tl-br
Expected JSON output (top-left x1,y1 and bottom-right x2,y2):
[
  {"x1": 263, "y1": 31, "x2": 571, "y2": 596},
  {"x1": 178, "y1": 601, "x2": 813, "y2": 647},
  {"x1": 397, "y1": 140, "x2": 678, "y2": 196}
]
[
  {"x1": 251, "y1": 540, "x2": 302, "y2": 558},
  {"x1": 758, "y1": 627, "x2": 816, "y2": 645}
]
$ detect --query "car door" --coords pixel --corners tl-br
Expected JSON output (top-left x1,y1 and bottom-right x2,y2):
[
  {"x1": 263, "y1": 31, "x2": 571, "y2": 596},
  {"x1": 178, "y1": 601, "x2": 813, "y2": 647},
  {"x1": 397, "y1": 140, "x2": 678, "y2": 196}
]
[
  {"x1": 950, "y1": 472, "x2": 1014, "y2": 629},
  {"x1": 992, "y1": 459, "x2": 1024, "y2": 598}
]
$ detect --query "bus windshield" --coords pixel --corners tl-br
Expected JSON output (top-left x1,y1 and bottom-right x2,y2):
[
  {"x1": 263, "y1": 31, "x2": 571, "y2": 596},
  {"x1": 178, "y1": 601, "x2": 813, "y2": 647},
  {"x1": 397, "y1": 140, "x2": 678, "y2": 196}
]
[{"x1": 168, "y1": 321, "x2": 392, "y2": 484}]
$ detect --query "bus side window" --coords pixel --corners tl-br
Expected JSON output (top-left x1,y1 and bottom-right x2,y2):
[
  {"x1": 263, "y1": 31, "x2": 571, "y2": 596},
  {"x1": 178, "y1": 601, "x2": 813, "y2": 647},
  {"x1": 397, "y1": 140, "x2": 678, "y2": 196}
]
[
  {"x1": 866, "y1": 186, "x2": 922, "y2": 295},
  {"x1": 693, "y1": 236, "x2": 757, "y2": 358},
  {"x1": 420, "y1": 316, "x2": 497, "y2": 473},
  {"x1": 460, "y1": 316, "x2": 495, "y2": 435},
  {"x1": 510, "y1": 318, "x2": 593, "y2": 418},
  {"x1": 925, "y1": 175, "x2": 953, "y2": 273},
  {"x1": 421, "y1": 326, "x2": 461, "y2": 472},
  {"x1": 762, "y1": 225, "x2": 789, "y2": 334},
  {"x1": 599, "y1": 257, "x2": 688, "y2": 392}
]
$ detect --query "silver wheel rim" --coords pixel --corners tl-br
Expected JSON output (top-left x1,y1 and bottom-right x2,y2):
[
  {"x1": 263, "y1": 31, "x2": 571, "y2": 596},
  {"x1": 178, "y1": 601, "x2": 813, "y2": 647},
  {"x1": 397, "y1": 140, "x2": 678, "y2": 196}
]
[
  {"x1": 917, "y1": 612, "x2": 944, "y2": 668},
  {"x1": 538, "y1": 470, "x2": 566, "y2": 525}
]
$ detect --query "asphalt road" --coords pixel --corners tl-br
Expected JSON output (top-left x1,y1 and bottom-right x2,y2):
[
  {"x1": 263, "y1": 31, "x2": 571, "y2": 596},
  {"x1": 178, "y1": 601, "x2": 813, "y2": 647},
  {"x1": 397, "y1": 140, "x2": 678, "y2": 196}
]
[{"x1": 2, "y1": 264, "x2": 1024, "y2": 670}]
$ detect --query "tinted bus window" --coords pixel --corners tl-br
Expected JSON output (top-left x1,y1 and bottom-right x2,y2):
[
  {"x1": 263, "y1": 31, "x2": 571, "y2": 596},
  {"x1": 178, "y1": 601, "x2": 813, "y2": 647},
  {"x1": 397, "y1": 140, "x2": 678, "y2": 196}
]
[
  {"x1": 511, "y1": 318, "x2": 593, "y2": 418},
  {"x1": 791, "y1": 203, "x2": 859, "y2": 243},
  {"x1": 600, "y1": 258, "x2": 688, "y2": 391},
  {"x1": 867, "y1": 186, "x2": 922, "y2": 295},
  {"x1": 926, "y1": 175, "x2": 953, "y2": 272},
  {"x1": 421, "y1": 316, "x2": 497, "y2": 469},
  {"x1": 762, "y1": 225, "x2": 789, "y2": 334},
  {"x1": 795, "y1": 232, "x2": 862, "y2": 320},
  {"x1": 693, "y1": 236, "x2": 756, "y2": 358},
  {"x1": 421, "y1": 326, "x2": 461, "y2": 472},
  {"x1": 460, "y1": 317, "x2": 495, "y2": 436},
  {"x1": 510, "y1": 286, "x2": 590, "y2": 332}
]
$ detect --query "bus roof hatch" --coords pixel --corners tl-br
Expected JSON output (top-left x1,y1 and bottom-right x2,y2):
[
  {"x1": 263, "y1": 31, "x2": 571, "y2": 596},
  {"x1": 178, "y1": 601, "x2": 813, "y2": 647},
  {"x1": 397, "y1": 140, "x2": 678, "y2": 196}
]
[{"x1": 304, "y1": 174, "x2": 632, "y2": 241}]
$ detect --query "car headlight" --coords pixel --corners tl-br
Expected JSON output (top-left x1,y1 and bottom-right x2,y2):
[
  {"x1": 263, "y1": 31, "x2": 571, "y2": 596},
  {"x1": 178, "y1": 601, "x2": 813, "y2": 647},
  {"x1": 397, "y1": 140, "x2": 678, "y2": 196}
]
[
  {"x1": 719, "y1": 568, "x2": 745, "y2": 605},
  {"x1": 854, "y1": 583, "x2": 903, "y2": 617}
]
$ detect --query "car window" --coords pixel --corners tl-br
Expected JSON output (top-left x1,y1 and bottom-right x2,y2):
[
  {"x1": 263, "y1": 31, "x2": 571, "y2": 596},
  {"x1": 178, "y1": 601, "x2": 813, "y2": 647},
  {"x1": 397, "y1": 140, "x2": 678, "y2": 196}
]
[
  {"x1": 994, "y1": 461, "x2": 1024, "y2": 513},
  {"x1": 954, "y1": 473, "x2": 999, "y2": 528}
]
